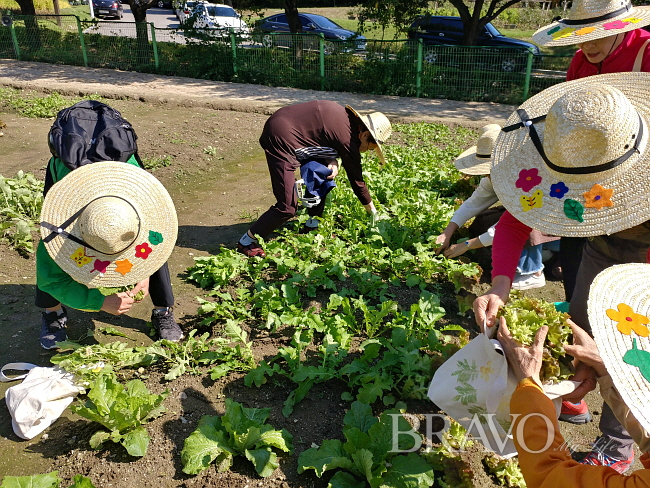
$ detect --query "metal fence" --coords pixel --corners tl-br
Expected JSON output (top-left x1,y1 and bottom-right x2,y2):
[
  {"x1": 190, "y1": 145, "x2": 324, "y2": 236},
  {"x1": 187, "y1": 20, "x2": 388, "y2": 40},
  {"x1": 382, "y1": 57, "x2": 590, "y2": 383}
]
[{"x1": 0, "y1": 14, "x2": 573, "y2": 104}]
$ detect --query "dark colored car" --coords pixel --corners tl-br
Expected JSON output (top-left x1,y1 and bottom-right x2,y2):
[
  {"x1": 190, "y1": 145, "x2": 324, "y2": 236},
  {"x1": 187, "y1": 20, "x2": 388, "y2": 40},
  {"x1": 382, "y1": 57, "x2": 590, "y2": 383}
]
[
  {"x1": 154, "y1": 0, "x2": 173, "y2": 8},
  {"x1": 93, "y1": 0, "x2": 123, "y2": 19},
  {"x1": 255, "y1": 13, "x2": 366, "y2": 53},
  {"x1": 407, "y1": 15, "x2": 540, "y2": 71}
]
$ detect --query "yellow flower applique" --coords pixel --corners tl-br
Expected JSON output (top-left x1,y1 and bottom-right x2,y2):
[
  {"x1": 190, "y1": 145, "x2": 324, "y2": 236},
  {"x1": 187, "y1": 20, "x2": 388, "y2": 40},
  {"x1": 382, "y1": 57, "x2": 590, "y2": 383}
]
[
  {"x1": 520, "y1": 189, "x2": 543, "y2": 212},
  {"x1": 70, "y1": 247, "x2": 93, "y2": 267},
  {"x1": 606, "y1": 303, "x2": 650, "y2": 337},
  {"x1": 552, "y1": 27, "x2": 576, "y2": 40},
  {"x1": 480, "y1": 361, "x2": 494, "y2": 381}
]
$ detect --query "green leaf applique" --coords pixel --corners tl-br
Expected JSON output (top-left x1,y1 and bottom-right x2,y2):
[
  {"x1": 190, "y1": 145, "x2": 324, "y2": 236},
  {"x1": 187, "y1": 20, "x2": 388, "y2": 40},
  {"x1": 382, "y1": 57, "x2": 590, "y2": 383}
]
[
  {"x1": 148, "y1": 230, "x2": 164, "y2": 245},
  {"x1": 564, "y1": 199, "x2": 584, "y2": 223}
]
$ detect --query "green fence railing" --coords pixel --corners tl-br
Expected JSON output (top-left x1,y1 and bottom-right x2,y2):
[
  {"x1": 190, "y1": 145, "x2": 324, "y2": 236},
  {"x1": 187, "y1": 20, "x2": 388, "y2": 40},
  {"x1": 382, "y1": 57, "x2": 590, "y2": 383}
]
[{"x1": 0, "y1": 14, "x2": 573, "y2": 104}]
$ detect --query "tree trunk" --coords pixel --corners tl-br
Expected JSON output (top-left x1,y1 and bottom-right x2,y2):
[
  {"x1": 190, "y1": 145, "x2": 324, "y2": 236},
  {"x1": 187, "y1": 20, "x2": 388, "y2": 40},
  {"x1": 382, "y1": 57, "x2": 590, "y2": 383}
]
[
  {"x1": 284, "y1": 0, "x2": 302, "y2": 63},
  {"x1": 15, "y1": 0, "x2": 41, "y2": 51},
  {"x1": 130, "y1": 0, "x2": 154, "y2": 67}
]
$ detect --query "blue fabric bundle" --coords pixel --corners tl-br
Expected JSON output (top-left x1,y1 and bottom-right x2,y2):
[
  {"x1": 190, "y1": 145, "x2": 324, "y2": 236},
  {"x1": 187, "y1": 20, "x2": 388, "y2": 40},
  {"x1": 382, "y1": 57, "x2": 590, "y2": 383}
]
[{"x1": 300, "y1": 160, "x2": 336, "y2": 199}]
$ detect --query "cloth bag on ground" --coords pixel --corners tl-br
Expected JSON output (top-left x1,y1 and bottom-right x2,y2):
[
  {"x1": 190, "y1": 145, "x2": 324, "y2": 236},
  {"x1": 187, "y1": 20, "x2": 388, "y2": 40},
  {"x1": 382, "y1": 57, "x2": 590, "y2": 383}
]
[
  {"x1": 428, "y1": 329, "x2": 578, "y2": 457},
  {"x1": 1, "y1": 363, "x2": 84, "y2": 440}
]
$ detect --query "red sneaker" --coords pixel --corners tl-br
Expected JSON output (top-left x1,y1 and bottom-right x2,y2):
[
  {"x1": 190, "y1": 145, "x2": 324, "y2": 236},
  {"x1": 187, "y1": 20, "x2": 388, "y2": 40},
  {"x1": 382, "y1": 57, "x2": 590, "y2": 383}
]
[
  {"x1": 559, "y1": 400, "x2": 592, "y2": 424},
  {"x1": 237, "y1": 242, "x2": 266, "y2": 258},
  {"x1": 581, "y1": 450, "x2": 634, "y2": 474}
]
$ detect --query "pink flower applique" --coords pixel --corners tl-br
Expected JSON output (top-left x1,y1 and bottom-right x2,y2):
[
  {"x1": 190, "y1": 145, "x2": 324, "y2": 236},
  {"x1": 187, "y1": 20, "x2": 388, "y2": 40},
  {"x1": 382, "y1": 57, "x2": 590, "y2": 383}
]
[
  {"x1": 604, "y1": 20, "x2": 629, "y2": 30},
  {"x1": 516, "y1": 168, "x2": 542, "y2": 193},
  {"x1": 92, "y1": 259, "x2": 110, "y2": 274}
]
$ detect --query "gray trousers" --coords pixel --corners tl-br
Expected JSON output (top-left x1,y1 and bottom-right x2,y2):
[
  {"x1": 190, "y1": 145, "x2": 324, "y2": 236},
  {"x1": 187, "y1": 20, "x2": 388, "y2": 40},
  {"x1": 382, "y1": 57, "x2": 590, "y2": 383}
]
[{"x1": 569, "y1": 234, "x2": 649, "y2": 459}]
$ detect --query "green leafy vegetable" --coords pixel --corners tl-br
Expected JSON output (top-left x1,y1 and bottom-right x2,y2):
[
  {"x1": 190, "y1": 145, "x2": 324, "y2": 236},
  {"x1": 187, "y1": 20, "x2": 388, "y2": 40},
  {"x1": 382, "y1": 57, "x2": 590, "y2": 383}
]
[
  {"x1": 500, "y1": 296, "x2": 573, "y2": 382},
  {"x1": 180, "y1": 398, "x2": 293, "y2": 477},
  {"x1": 0, "y1": 472, "x2": 97, "y2": 488},
  {"x1": 72, "y1": 372, "x2": 167, "y2": 457},
  {"x1": 0, "y1": 171, "x2": 44, "y2": 255},
  {"x1": 483, "y1": 454, "x2": 527, "y2": 488}
]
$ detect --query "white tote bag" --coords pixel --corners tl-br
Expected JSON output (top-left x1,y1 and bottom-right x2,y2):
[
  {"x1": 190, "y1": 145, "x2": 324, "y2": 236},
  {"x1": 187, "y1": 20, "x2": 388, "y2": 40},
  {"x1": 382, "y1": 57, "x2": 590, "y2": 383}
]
[{"x1": 1, "y1": 363, "x2": 84, "y2": 440}]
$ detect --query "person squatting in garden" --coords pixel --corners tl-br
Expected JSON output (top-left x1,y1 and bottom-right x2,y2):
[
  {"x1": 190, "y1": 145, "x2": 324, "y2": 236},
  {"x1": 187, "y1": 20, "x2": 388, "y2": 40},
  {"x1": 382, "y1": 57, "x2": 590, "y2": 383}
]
[
  {"x1": 37, "y1": 102, "x2": 184, "y2": 350},
  {"x1": 434, "y1": 124, "x2": 558, "y2": 291},
  {"x1": 473, "y1": 0, "x2": 650, "y2": 472},
  {"x1": 474, "y1": 70, "x2": 650, "y2": 473},
  {"x1": 236, "y1": 100, "x2": 392, "y2": 258},
  {"x1": 499, "y1": 262, "x2": 650, "y2": 487}
]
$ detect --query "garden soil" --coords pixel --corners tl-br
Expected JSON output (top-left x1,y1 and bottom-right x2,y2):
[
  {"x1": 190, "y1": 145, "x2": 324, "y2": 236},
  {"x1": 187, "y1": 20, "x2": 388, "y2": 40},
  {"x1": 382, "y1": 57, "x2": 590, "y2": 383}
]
[{"x1": 0, "y1": 60, "x2": 628, "y2": 487}]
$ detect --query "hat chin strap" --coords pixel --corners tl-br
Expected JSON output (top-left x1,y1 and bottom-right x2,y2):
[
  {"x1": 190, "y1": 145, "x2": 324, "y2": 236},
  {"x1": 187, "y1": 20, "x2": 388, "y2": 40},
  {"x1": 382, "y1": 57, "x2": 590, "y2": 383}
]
[
  {"x1": 502, "y1": 108, "x2": 643, "y2": 175},
  {"x1": 41, "y1": 195, "x2": 140, "y2": 255}
]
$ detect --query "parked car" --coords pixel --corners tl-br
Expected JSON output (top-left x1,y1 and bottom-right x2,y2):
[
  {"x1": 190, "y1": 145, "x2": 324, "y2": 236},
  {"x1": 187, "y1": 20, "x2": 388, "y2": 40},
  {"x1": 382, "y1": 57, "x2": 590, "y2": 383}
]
[
  {"x1": 407, "y1": 15, "x2": 540, "y2": 72},
  {"x1": 92, "y1": 0, "x2": 123, "y2": 19},
  {"x1": 185, "y1": 2, "x2": 249, "y2": 36},
  {"x1": 154, "y1": 0, "x2": 173, "y2": 8},
  {"x1": 255, "y1": 13, "x2": 366, "y2": 53}
]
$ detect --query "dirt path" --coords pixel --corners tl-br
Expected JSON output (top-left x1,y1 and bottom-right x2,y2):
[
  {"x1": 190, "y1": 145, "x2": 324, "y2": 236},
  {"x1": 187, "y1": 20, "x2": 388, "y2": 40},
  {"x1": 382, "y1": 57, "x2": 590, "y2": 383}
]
[{"x1": 0, "y1": 60, "x2": 516, "y2": 127}]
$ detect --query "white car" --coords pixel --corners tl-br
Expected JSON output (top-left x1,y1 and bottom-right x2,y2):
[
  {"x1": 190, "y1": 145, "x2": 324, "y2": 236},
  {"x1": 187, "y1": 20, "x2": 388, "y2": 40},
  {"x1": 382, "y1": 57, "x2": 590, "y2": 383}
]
[{"x1": 190, "y1": 3, "x2": 250, "y2": 36}]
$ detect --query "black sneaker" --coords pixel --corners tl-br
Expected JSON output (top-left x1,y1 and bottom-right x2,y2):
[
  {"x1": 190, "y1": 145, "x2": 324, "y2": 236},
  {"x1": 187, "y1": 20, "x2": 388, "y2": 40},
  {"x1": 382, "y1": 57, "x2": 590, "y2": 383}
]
[
  {"x1": 40, "y1": 307, "x2": 68, "y2": 350},
  {"x1": 151, "y1": 308, "x2": 184, "y2": 342}
]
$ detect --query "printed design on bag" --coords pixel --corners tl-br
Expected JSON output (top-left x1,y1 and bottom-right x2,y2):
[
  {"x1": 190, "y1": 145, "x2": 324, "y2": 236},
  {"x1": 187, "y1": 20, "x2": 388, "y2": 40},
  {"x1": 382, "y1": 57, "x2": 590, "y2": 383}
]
[
  {"x1": 452, "y1": 359, "x2": 479, "y2": 405},
  {"x1": 480, "y1": 361, "x2": 494, "y2": 381},
  {"x1": 606, "y1": 303, "x2": 650, "y2": 337},
  {"x1": 520, "y1": 189, "x2": 543, "y2": 212},
  {"x1": 575, "y1": 26, "x2": 597, "y2": 36},
  {"x1": 604, "y1": 19, "x2": 630, "y2": 30},
  {"x1": 114, "y1": 259, "x2": 133, "y2": 276},
  {"x1": 516, "y1": 168, "x2": 542, "y2": 193},
  {"x1": 468, "y1": 405, "x2": 489, "y2": 424},
  {"x1": 148, "y1": 230, "x2": 163, "y2": 246},
  {"x1": 623, "y1": 338, "x2": 650, "y2": 382},
  {"x1": 584, "y1": 184, "x2": 614, "y2": 209},
  {"x1": 550, "y1": 182, "x2": 569, "y2": 199},
  {"x1": 70, "y1": 247, "x2": 94, "y2": 267},
  {"x1": 564, "y1": 199, "x2": 585, "y2": 223},
  {"x1": 91, "y1": 259, "x2": 110, "y2": 275},
  {"x1": 135, "y1": 242, "x2": 153, "y2": 259}
]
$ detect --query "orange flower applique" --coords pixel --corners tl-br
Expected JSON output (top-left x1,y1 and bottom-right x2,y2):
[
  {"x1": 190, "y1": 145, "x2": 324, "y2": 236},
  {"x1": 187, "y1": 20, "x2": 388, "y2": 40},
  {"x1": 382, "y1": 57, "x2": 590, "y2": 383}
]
[
  {"x1": 575, "y1": 26, "x2": 597, "y2": 36},
  {"x1": 115, "y1": 259, "x2": 133, "y2": 276},
  {"x1": 583, "y1": 184, "x2": 613, "y2": 209},
  {"x1": 606, "y1": 303, "x2": 650, "y2": 337},
  {"x1": 70, "y1": 247, "x2": 93, "y2": 267}
]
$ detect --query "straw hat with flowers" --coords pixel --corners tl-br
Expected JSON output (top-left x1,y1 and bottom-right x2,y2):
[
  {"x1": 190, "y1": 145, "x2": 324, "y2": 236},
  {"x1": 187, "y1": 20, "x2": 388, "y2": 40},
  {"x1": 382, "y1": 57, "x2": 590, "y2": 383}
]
[
  {"x1": 454, "y1": 124, "x2": 502, "y2": 175},
  {"x1": 490, "y1": 72, "x2": 650, "y2": 237},
  {"x1": 588, "y1": 262, "x2": 650, "y2": 435},
  {"x1": 346, "y1": 105, "x2": 392, "y2": 165},
  {"x1": 40, "y1": 161, "x2": 178, "y2": 288},
  {"x1": 533, "y1": 0, "x2": 650, "y2": 47}
]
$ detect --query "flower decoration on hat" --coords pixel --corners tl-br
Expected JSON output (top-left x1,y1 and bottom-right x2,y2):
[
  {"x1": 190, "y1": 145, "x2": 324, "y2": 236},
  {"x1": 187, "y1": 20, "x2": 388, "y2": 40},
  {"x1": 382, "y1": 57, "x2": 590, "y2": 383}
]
[
  {"x1": 550, "y1": 182, "x2": 569, "y2": 199},
  {"x1": 606, "y1": 303, "x2": 650, "y2": 337},
  {"x1": 552, "y1": 27, "x2": 575, "y2": 40},
  {"x1": 70, "y1": 247, "x2": 93, "y2": 268},
  {"x1": 115, "y1": 259, "x2": 133, "y2": 276},
  {"x1": 92, "y1": 259, "x2": 110, "y2": 275},
  {"x1": 520, "y1": 189, "x2": 543, "y2": 212},
  {"x1": 575, "y1": 26, "x2": 596, "y2": 36},
  {"x1": 564, "y1": 199, "x2": 584, "y2": 223},
  {"x1": 623, "y1": 339, "x2": 650, "y2": 383},
  {"x1": 604, "y1": 20, "x2": 630, "y2": 30},
  {"x1": 516, "y1": 168, "x2": 542, "y2": 193},
  {"x1": 622, "y1": 17, "x2": 642, "y2": 24},
  {"x1": 135, "y1": 242, "x2": 153, "y2": 260},
  {"x1": 584, "y1": 184, "x2": 614, "y2": 210},
  {"x1": 149, "y1": 231, "x2": 163, "y2": 246}
]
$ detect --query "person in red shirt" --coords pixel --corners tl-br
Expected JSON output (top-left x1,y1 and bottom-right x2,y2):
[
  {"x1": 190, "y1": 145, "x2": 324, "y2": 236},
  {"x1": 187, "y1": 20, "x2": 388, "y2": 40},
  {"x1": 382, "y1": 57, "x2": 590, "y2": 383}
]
[{"x1": 474, "y1": 0, "x2": 650, "y2": 473}]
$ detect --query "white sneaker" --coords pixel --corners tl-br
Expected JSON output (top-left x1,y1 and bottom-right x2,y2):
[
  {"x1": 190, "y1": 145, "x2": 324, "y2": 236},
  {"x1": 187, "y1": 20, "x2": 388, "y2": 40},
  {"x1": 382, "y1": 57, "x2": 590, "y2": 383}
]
[{"x1": 512, "y1": 272, "x2": 546, "y2": 290}]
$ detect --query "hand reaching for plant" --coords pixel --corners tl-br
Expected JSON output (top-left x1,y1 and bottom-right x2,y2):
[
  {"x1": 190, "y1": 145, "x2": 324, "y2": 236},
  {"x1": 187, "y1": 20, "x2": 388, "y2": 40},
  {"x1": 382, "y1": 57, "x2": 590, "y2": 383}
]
[{"x1": 434, "y1": 223, "x2": 459, "y2": 255}]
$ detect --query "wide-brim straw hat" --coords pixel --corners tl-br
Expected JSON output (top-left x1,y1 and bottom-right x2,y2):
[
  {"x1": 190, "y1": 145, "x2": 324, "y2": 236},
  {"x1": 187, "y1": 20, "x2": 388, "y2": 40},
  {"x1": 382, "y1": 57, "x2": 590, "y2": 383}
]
[
  {"x1": 588, "y1": 263, "x2": 650, "y2": 435},
  {"x1": 40, "y1": 161, "x2": 178, "y2": 288},
  {"x1": 490, "y1": 72, "x2": 650, "y2": 237},
  {"x1": 533, "y1": 0, "x2": 650, "y2": 47},
  {"x1": 346, "y1": 105, "x2": 392, "y2": 165},
  {"x1": 454, "y1": 124, "x2": 502, "y2": 175}
]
